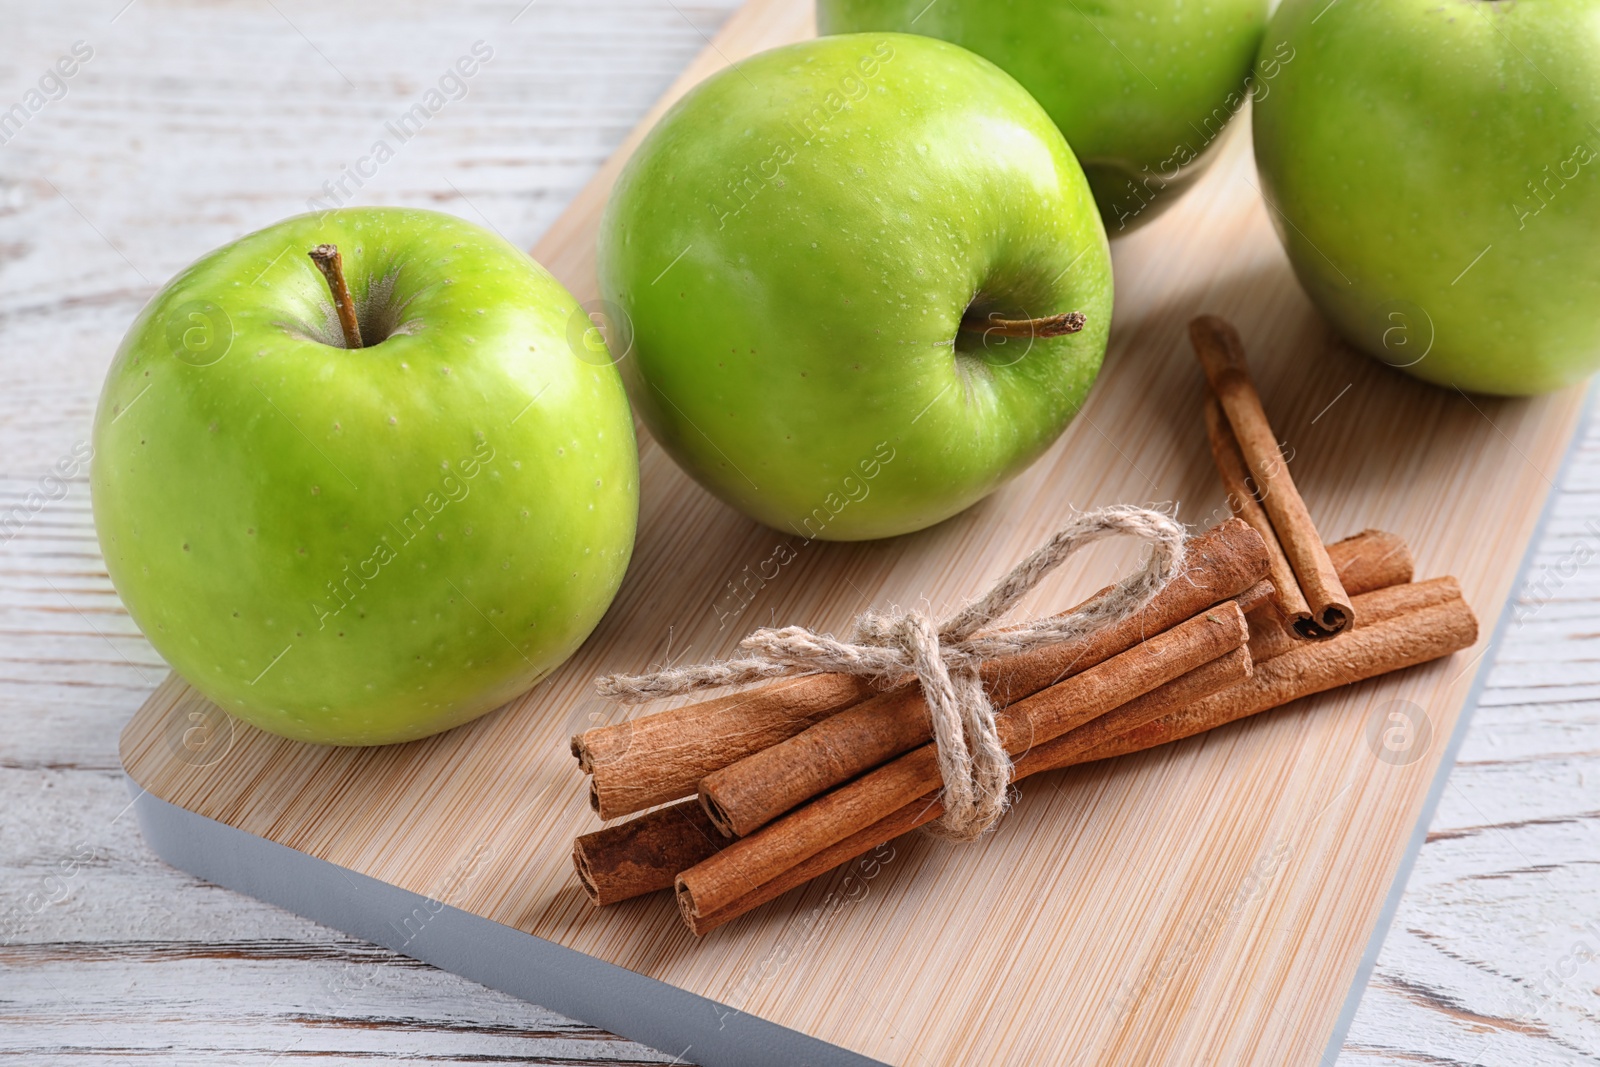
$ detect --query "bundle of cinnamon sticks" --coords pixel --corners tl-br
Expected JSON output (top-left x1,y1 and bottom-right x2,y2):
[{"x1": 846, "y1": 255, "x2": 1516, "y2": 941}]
[{"x1": 569, "y1": 316, "x2": 1479, "y2": 935}]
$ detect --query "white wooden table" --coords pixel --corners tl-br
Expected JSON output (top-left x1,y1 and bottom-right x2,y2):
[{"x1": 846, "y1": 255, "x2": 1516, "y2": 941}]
[{"x1": 2, "y1": 3, "x2": 1596, "y2": 1063}]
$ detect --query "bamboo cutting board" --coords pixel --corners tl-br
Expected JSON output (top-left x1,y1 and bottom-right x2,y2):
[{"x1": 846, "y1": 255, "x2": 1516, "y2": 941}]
[{"x1": 118, "y1": 2, "x2": 1588, "y2": 1064}]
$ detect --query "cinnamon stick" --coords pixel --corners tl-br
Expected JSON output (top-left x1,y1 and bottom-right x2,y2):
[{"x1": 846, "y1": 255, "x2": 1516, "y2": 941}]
[
  {"x1": 573, "y1": 674, "x2": 877, "y2": 819},
  {"x1": 1011, "y1": 647, "x2": 1254, "y2": 777},
  {"x1": 1205, "y1": 390, "x2": 1310, "y2": 629},
  {"x1": 570, "y1": 529, "x2": 1412, "y2": 905},
  {"x1": 573, "y1": 798, "x2": 726, "y2": 905},
  {"x1": 1248, "y1": 574, "x2": 1454, "y2": 663},
  {"x1": 686, "y1": 646, "x2": 1255, "y2": 935},
  {"x1": 1192, "y1": 315, "x2": 1353, "y2": 638},
  {"x1": 697, "y1": 519, "x2": 1270, "y2": 838},
  {"x1": 1236, "y1": 579, "x2": 1274, "y2": 615},
  {"x1": 688, "y1": 792, "x2": 941, "y2": 935},
  {"x1": 1236, "y1": 527, "x2": 1407, "y2": 625},
  {"x1": 1245, "y1": 528, "x2": 1415, "y2": 659},
  {"x1": 1325, "y1": 529, "x2": 1413, "y2": 595},
  {"x1": 1070, "y1": 582, "x2": 1476, "y2": 765},
  {"x1": 1054, "y1": 577, "x2": 1461, "y2": 775},
  {"x1": 687, "y1": 583, "x2": 1475, "y2": 933},
  {"x1": 676, "y1": 604, "x2": 1250, "y2": 923}
]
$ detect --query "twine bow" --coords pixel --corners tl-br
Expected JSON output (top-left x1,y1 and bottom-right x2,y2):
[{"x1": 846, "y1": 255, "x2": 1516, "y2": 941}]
[{"x1": 595, "y1": 505, "x2": 1188, "y2": 839}]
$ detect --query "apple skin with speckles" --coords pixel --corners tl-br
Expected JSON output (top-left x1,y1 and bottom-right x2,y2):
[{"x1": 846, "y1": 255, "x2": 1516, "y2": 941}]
[
  {"x1": 599, "y1": 33, "x2": 1112, "y2": 541},
  {"x1": 92, "y1": 208, "x2": 638, "y2": 745},
  {"x1": 818, "y1": 0, "x2": 1269, "y2": 235},
  {"x1": 1254, "y1": 0, "x2": 1600, "y2": 395}
]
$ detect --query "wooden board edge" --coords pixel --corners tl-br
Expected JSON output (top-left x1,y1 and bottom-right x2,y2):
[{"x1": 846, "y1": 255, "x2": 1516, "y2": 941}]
[
  {"x1": 1319, "y1": 378, "x2": 1597, "y2": 1063},
  {"x1": 121, "y1": 777, "x2": 886, "y2": 1067}
]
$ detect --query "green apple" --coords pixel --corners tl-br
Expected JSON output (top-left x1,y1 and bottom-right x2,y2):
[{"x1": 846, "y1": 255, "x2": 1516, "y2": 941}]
[
  {"x1": 818, "y1": 0, "x2": 1269, "y2": 234},
  {"x1": 92, "y1": 208, "x2": 638, "y2": 745},
  {"x1": 1254, "y1": 0, "x2": 1600, "y2": 395},
  {"x1": 598, "y1": 33, "x2": 1111, "y2": 541}
]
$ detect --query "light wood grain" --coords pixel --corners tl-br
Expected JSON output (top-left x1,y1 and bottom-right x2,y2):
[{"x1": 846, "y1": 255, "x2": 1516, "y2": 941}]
[
  {"x1": 5, "y1": 2, "x2": 1599, "y2": 1065},
  {"x1": 104, "y1": 1, "x2": 1589, "y2": 1064}
]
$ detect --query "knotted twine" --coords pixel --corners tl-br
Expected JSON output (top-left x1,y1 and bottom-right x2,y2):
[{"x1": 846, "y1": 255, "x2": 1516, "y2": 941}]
[{"x1": 595, "y1": 506, "x2": 1188, "y2": 840}]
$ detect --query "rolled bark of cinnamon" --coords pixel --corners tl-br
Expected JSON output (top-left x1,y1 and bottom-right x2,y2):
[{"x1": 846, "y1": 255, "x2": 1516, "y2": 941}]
[
  {"x1": 1247, "y1": 574, "x2": 1452, "y2": 663},
  {"x1": 697, "y1": 520, "x2": 1270, "y2": 838},
  {"x1": 698, "y1": 525, "x2": 1408, "y2": 840},
  {"x1": 1071, "y1": 582, "x2": 1476, "y2": 765},
  {"x1": 1245, "y1": 528, "x2": 1413, "y2": 658},
  {"x1": 569, "y1": 529, "x2": 1414, "y2": 906},
  {"x1": 1034, "y1": 577, "x2": 1462, "y2": 777},
  {"x1": 676, "y1": 604, "x2": 1250, "y2": 924},
  {"x1": 687, "y1": 792, "x2": 940, "y2": 936},
  {"x1": 1236, "y1": 580, "x2": 1274, "y2": 615},
  {"x1": 1205, "y1": 390, "x2": 1312, "y2": 628},
  {"x1": 1192, "y1": 315, "x2": 1353, "y2": 638},
  {"x1": 685, "y1": 645, "x2": 1255, "y2": 935},
  {"x1": 1011, "y1": 647, "x2": 1254, "y2": 776},
  {"x1": 1322, "y1": 528, "x2": 1413, "y2": 596},
  {"x1": 574, "y1": 674, "x2": 877, "y2": 819},
  {"x1": 573, "y1": 798, "x2": 726, "y2": 905},
  {"x1": 685, "y1": 584, "x2": 1476, "y2": 933}
]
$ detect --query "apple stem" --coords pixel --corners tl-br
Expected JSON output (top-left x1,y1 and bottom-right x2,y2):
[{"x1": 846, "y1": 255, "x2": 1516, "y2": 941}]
[
  {"x1": 308, "y1": 244, "x2": 364, "y2": 349},
  {"x1": 958, "y1": 310, "x2": 1086, "y2": 339}
]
